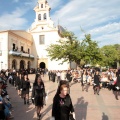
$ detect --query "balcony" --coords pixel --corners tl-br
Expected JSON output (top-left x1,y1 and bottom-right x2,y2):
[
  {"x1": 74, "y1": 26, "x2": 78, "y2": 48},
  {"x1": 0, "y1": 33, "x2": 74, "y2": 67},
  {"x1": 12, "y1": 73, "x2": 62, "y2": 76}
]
[
  {"x1": 9, "y1": 50, "x2": 21, "y2": 56},
  {"x1": 9, "y1": 50, "x2": 34, "y2": 59}
]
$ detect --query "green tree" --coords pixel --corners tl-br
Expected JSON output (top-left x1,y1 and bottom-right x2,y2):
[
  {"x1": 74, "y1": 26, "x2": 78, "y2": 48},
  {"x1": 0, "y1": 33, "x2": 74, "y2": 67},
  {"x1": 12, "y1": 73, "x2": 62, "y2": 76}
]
[
  {"x1": 80, "y1": 34, "x2": 102, "y2": 65},
  {"x1": 46, "y1": 30, "x2": 101, "y2": 67},
  {"x1": 114, "y1": 44, "x2": 120, "y2": 68},
  {"x1": 46, "y1": 30, "x2": 80, "y2": 63},
  {"x1": 100, "y1": 45, "x2": 120, "y2": 68}
]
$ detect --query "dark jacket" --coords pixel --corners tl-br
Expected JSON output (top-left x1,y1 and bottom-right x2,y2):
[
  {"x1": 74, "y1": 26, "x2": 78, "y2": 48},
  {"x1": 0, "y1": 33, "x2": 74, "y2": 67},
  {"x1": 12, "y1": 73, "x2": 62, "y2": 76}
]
[
  {"x1": 0, "y1": 103, "x2": 5, "y2": 119},
  {"x1": 21, "y1": 79, "x2": 30, "y2": 90},
  {"x1": 94, "y1": 74, "x2": 101, "y2": 86},
  {"x1": 15, "y1": 76, "x2": 21, "y2": 86},
  {"x1": 32, "y1": 82, "x2": 45, "y2": 98},
  {"x1": 52, "y1": 94, "x2": 74, "y2": 120},
  {"x1": 66, "y1": 73, "x2": 72, "y2": 82},
  {"x1": 116, "y1": 76, "x2": 120, "y2": 87}
]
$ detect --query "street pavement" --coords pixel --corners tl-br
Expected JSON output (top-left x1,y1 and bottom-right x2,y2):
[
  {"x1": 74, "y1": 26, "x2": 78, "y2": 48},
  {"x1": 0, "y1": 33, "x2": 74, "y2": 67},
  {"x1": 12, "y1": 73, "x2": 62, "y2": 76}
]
[{"x1": 8, "y1": 74, "x2": 120, "y2": 120}]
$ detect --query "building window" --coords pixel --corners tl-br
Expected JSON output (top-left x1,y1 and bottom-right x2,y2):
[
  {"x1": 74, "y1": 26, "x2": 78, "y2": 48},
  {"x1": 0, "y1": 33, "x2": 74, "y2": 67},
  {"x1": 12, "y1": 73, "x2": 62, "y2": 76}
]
[
  {"x1": 13, "y1": 43, "x2": 15, "y2": 51},
  {"x1": 44, "y1": 13, "x2": 47, "y2": 20},
  {"x1": 41, "y1": 4, "x2": 43, "y2": 8},
  {"x1": 38, "y1": 14, "x2": 41, "y2": 20},
  {"x1": 28, "y1": 48, "x2": 29, "y2": 54},
  {"x1": 21, "y1": 46, "x2": 24, "y2": 52},
  {"x1": 39, "y1": 35, "x2": 45, "y2": 45}
]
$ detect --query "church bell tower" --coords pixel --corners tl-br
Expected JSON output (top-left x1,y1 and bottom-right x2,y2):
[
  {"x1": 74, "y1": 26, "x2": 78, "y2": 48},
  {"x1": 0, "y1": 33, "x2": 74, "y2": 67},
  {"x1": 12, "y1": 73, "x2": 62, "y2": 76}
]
[{"x1": 32, "y1": 0, "x2": 54, "y2": 28}]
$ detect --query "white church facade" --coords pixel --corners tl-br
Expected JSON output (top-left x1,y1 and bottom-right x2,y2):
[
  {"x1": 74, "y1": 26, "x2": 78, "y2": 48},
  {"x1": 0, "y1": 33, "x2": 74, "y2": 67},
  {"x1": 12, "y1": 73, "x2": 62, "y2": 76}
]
[{"x1": 0, "y1": 0, "x2": 71, "y2": 70}]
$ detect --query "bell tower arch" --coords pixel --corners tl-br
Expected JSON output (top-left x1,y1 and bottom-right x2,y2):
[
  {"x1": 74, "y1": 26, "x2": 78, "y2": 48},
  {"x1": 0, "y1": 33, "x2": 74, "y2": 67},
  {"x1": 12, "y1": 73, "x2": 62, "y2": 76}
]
[{"x1": 34, "y1": 0, "x2": 51, "y2": 22}]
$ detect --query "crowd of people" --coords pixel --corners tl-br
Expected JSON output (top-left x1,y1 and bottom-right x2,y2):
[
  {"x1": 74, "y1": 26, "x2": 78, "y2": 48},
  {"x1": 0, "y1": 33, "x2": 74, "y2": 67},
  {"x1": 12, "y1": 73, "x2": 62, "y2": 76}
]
[
  {"x1": 0, "y1": 69, "x2": 47, "y2": 120},
  {"x1": 0, "y1": 71, "x2": 14, "y2": 120},
  {"x1": 0, "y1": 67, "x2": 120, "y2": 120},
  {"x1": 48, "y1": 68, "x2": 120, "y2": 99}
]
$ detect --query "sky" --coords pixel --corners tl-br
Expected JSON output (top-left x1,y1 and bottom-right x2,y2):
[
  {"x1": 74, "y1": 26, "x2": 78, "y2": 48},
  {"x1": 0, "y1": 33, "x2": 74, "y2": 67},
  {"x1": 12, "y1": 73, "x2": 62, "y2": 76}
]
[{"x1": 0, "y1": 0, "x2": 120, "y2": 47}]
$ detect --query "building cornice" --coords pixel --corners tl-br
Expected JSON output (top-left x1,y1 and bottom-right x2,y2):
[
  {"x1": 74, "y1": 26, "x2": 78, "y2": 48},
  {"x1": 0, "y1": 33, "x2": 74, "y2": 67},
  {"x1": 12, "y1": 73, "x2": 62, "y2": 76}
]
[{"x1": 8, "y1": 31, "x2": 33, "y2": 44}]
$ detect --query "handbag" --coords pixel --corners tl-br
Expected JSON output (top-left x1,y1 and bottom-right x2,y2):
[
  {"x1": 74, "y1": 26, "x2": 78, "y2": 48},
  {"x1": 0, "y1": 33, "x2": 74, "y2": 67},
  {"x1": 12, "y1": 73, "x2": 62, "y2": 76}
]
[{"x1": 69, "y1": 113, "x2": 75, "y2": 120}]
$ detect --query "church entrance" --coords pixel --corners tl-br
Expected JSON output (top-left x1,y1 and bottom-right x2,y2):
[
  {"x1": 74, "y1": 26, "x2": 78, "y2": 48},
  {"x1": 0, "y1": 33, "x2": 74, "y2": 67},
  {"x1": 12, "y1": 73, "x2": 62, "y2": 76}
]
[{"x1": 39, "y1": 62, "x2": 46, "y2": 69}]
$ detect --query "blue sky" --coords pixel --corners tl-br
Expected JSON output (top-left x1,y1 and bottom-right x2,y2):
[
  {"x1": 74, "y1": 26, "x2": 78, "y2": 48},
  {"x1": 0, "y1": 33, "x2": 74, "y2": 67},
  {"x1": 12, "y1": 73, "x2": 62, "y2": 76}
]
[{"x1": 0, "y1": 0, "x2": 120, "y2": 47}]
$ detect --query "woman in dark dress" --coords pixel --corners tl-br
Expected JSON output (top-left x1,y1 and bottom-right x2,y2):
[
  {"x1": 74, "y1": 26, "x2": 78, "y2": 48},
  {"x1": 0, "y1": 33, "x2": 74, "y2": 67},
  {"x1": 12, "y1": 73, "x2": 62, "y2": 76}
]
[
  {"x1": 32, "y1": 76, "x2": 46, "y2": 120},
  {"x1": 52, "y1": 71, "x2": 56, "y2": 82},
  {"x1": 56, "y1": 80, "x2": 70, "y2": 95},
  {"x1": 21, "y1": 75, "x2": 31, "y2": 105},
  {"x1": 52, "y1": 84, "x2": 75, "y2": 120},
  {"x1": 66, "y1": 71, "x2": 72, "y2": 82},
  {"x1": 114, "y1": 73, "x2": 120, "y2": 100},
  {"x1": 15, "y1": 73, "x2": 21, "y2": 96},
  {"x1": 93, "y1": 71, "x2": 101, "y2": 95}
]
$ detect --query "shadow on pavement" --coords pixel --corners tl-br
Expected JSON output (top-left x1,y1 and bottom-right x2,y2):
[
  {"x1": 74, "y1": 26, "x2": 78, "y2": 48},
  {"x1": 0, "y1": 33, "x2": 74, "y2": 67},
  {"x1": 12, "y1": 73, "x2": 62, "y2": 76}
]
[
  {"x1": 8, "y1": 84, "x2": 36, "y2": 120},
  {"x1": 102, "y1": 112, "x2": 109, "y2": 120},
  {"x1": 48, "y1": 90, "x2": 56, "y2": 95},
  {"x1": 41, "y1": 104, "x2": 52, "y2": 119},
  {"x1": 74, "y1": 97, "x2": 88, "y2": 120},
  {"x1": 70, "y1": 82, "x2": 78, "y2": 87}
]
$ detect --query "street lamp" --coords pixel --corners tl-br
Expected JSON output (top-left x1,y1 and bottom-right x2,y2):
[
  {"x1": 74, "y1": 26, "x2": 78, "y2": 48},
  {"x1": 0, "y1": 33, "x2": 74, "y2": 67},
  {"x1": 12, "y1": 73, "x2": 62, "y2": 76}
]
[{"x1": 1, "y1": 61, "x2": 3, "y2": 70}]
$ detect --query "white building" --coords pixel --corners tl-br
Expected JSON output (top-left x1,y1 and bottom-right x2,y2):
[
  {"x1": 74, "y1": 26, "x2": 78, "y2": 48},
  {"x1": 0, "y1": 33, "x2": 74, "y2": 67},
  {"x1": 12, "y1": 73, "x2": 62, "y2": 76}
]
[
  {"x1": 0, "y1": 0, "x2": 71, "y2": 70},
  {"x1": 0, "y1": 30, "x2": 34, "y2": 70}
]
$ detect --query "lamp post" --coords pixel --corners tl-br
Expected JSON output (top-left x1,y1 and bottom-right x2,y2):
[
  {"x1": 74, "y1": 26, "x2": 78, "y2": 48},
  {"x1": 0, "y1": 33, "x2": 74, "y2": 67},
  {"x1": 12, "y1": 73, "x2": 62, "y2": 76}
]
[{"x1": 1, "y1": 61, "x2": 3, "y2": 70}]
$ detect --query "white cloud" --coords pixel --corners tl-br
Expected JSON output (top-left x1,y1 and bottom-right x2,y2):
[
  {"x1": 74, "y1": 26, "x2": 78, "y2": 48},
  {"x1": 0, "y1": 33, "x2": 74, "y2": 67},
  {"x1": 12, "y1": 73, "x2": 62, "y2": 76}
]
[
  {"x1": 24, "y1": 0, "x2": 63, "y2": 10},
  {"x1": 24, "y1": 0, "x2": 37, "y2": 8},
  {"x1": 95, "y1": 32, "x2": 120, "y2": 47},
  {"x1": 0, "y1": 7, "x2": 28, "y2": 30},
  {"x1": 0, "y1": 0, "x2": 120, "y2": 46},
  {"x1": 50, "y1": 0, "x2": 120, "y2": 46},
  {"x1": 47, "y1": 0, "x2": 63, "y2": 9},
  {"x1": 89, "y1": 22, "x2": 120, "y2": 36}
]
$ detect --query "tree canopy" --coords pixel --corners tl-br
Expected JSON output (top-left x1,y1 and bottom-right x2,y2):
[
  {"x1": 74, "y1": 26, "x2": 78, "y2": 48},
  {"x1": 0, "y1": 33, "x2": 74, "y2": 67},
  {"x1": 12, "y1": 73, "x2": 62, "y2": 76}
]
[
  {"x1": 46, "y1": 30, "x2": 102, "y2": 67},
  {"x1": 100, "y1": 44, "x2": 120, "y2": 68}
]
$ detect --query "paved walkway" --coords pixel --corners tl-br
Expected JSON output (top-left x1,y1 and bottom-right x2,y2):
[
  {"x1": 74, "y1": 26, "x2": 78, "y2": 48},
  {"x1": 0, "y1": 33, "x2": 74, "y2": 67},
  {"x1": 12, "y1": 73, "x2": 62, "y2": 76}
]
[{"x1": 8, "y1": 74, "x2": 120, "y2": 120}]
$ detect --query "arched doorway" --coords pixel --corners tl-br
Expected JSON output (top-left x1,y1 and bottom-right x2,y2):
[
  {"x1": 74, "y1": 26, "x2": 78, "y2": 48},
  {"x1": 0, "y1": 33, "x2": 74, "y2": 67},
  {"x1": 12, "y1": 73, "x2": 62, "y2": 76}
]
[
  {"x1": 39, "y1": 62, "x2": 46, "y2": 69},
  {"x1": 27, "y1": 61, "x2": 31, "y2": 69},
  {"x1": 12, "y1": 59, "x2": 17, "y2": 69},
  {"x1": 20, "y1": 60, "x2": 25, "y2": 69}
]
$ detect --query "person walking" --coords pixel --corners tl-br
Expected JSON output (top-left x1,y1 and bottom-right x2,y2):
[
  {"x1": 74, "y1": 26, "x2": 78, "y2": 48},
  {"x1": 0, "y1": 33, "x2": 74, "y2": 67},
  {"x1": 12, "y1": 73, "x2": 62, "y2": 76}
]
[
  {"x1": 21, "y1": 75, "x2": 31, "y2": 105},
  {"x1": 15, "y1": 73, "x2": 22, "y2": 96},
  {"x1": 93, "y1": 71, "x2": 101, "y2": 95},
  {"x1": 81, "y1": 71, "x2": 88, "y2": 92},
  {"x1": 52, "y1": 84, "x2": 75, "y2": 120},
  {"x1": 61, "y1": 71, "x2": 67, "y2": 81},
  {"x1": 52, "y1": 71, "x2": 56, "y2": 82},
  {"x1": 114, "y1": 73, "x2": 120, "y2": 100},
  {"x1": 57, "y1": 71, "x2": 61, "y2": 83},
  {"x1": 32, "y1": 76, "x2": 46, "y2": 120},
  {"x1": 48, "y1": 70, "x2": 52, "y2": 81},
  {"x1": 66, "y1": 71, "x2": 72, "y2": 83}
]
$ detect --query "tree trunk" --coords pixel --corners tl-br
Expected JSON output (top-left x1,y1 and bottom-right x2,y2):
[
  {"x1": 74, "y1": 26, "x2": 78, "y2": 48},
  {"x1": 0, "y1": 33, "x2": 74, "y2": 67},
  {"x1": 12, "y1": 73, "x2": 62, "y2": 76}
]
[{"x1": 117, "y1": 61, "x2": 120, "y2": 69}]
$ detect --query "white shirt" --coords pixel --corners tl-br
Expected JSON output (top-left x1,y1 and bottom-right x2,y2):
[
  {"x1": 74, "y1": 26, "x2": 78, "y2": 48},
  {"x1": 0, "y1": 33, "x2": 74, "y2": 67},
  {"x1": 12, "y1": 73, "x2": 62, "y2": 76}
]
[
  {"x1": 101, "y1": 77, "x2": 108, "y2": 82},
  {"x1": 61, "y1": 72, "x2": 66, "y2": 80},
  {"x1": 113, "y1": 77, "x2": 117, "y2": 81},
  {"x1": 57, "y1": 72, "x2": 61, "y2": 76},
  {"x1": 87, "y1": 76, "x2": 92, "y2": 83}
]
